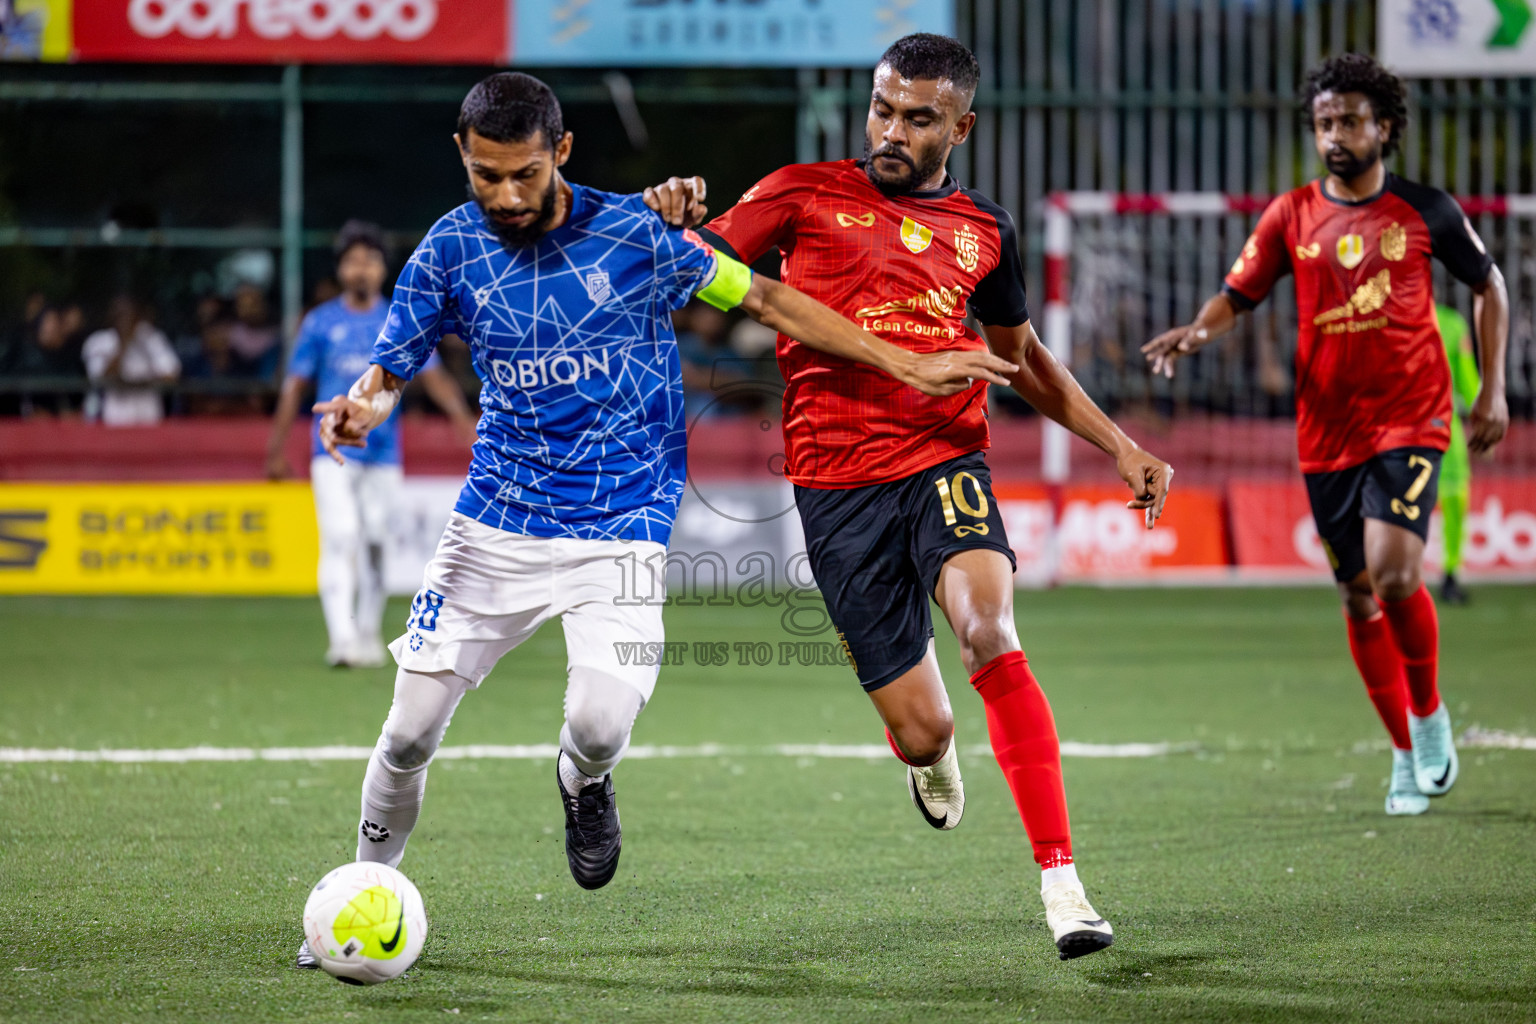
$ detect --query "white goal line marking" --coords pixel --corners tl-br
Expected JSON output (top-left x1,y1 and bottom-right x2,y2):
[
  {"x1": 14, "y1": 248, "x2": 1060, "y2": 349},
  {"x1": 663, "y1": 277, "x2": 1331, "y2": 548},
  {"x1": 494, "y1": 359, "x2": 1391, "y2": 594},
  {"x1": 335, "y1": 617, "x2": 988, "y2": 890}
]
[
  {"x1": 1, "y1": 731, "x2": 1527, "y2": 764},
  {"x1": 0, "y1": 741, "x2": 1199, "y2": 764}
]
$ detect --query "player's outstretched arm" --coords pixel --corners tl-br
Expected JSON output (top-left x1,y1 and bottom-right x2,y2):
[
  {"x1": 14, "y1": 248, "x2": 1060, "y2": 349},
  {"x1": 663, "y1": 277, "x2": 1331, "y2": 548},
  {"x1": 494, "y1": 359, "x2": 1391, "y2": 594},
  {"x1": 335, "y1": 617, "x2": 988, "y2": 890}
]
[
  {"x1": 265, "y1": 375, "x2": 312, "y2": 479},
  {"x1": 985, "y1": 320, "x2": 1173, "y2": 527},
  {"x1": 1469, "y1": 264, "x2": 1510, "y2": 455},
  {"x1": 1141, "y1": 292, "x2": 1241, "y2": 379},
  {"x1": 312, "y1": 364, "x2": 407, "y2": 465},
  {"x1": 733, "y1": 272, "x2": 1017, "y2": 397}
]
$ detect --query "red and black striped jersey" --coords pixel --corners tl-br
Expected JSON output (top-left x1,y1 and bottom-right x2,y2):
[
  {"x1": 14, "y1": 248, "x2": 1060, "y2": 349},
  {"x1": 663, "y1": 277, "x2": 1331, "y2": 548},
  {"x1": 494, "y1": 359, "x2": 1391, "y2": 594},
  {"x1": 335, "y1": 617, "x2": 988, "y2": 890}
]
[
  {"x1": 700, "y1": 159, "x2": 1029, "y2": 489},
  {"x1": 1223, "y1": 175, "x2": 1493, "y2": 474}
]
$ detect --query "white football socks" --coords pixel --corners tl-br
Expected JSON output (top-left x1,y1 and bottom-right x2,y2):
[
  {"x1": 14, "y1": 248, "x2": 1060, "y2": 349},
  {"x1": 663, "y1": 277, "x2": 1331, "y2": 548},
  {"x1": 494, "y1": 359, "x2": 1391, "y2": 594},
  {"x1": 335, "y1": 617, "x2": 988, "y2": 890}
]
[
  {"x1": 356, "y1": 669, "x2": 469, "y2": 868},
  {"x1": 356, "y1": 741, "x2": 428, "y2": 868},
  {"x1": 1040, "y1": 862, "x2": 1081, "y2": 893},
  {"x1": 558, "y1": 750, "x2": 604, "y2": 793}
]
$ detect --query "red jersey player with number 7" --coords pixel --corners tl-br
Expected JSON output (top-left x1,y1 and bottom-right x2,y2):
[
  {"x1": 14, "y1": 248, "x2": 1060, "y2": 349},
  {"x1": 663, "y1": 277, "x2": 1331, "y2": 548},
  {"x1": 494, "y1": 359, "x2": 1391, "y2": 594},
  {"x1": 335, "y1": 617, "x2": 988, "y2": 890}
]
[
  {"x1": 1144, "y1": 54, "x2": 1511, "y2": 817},
  {"x1": 649, "y1": 34, "x2": 1173, "y2": 961}
]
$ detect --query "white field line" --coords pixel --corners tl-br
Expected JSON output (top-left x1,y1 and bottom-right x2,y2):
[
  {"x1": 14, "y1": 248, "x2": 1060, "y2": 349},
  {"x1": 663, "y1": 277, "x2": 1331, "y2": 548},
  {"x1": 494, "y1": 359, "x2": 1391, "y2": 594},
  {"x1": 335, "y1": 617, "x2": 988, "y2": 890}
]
[
  {"x1": 1459, "y1": 727, "x2": 1536, "y2": 751},
  {"x1": 0, "y1": 740, "x2": 1198, "y2": 765},
  {"x1": 1, "y1": 733, "x2": 1525, "y2": 765}
]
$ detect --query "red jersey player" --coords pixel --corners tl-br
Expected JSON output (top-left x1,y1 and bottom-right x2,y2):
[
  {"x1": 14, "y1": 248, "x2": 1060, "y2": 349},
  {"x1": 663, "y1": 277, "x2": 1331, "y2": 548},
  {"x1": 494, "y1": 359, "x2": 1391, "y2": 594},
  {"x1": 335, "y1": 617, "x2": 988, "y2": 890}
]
[
  {"x1": 649, "y1": 34, "x2": 1173, "y2": 961},
  {"x1": 1144, "y1": 54, "x2": 1510, "y2": 816}
]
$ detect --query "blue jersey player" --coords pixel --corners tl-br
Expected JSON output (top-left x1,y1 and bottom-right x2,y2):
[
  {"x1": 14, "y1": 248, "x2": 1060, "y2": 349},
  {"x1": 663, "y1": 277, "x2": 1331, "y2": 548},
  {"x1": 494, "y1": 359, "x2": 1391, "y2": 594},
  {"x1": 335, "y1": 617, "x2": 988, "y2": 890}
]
[
  {"x1": 294, "y1": 73, "x2": 1014, "y2": 966},
  {"x1": 266, "y1": 222, "x2": 476, "y2": 669}
]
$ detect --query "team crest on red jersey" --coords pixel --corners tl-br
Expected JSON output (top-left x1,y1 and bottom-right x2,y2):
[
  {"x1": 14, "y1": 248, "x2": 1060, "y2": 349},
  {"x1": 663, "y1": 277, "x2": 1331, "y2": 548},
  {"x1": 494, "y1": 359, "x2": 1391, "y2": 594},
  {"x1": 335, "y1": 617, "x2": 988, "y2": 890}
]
[
  {"x1": 1381, "y1": 223, "x2": 1407, "y2": 261},
  {"x1": 1336, "y1": 233, "x2": 1365, "y2": 269},
  {"x1": 953, "y1": 224, "x2": 980, "y2": 272},
  {"x1": 900, "y1": 216, "x2": 933, "y2": 254}
]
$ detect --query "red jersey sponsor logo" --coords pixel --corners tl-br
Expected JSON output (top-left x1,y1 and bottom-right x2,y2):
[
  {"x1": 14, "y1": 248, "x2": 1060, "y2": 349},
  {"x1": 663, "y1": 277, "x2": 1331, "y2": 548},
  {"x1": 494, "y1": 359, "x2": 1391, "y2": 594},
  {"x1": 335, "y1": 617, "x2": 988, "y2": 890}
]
[
  {"x1": 1223, "y1": 179, "x2": 1463, "y2": 474},
  {"x1": 899, "y1": 216, "x2": 933, "y2": 254},
  {"x1": 704, "y1": 160, "x2": 1019, "y2": 487},
  {"x1": 953, "y1": 224, "x2": 980, "y2": 272}
]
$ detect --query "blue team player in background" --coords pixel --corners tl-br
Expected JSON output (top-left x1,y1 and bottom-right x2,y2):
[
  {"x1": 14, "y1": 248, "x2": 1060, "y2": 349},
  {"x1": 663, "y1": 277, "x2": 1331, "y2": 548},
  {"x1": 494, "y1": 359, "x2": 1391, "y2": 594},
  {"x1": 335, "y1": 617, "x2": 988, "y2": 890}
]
[
  {"x1": 266, "y1": 221, "x2": 477, "y2": 669},
  {"x1": 295, "y1": 72, "x2": 1014, "y2": 965}
]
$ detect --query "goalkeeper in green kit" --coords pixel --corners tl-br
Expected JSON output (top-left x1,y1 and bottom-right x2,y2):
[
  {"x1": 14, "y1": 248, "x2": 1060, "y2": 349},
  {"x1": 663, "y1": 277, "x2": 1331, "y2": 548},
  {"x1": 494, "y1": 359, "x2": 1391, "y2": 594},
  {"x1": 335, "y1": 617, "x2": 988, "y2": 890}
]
[{"x1": 1436, "y1": 303, "x2": 1479, "y2": 605}]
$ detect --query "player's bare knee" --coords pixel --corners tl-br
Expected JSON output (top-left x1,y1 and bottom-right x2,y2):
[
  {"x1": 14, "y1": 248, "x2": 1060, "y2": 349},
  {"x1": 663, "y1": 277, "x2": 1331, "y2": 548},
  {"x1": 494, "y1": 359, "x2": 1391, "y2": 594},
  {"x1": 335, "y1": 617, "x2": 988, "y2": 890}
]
[
  {"x1": 1370, "y1": 564, "x2": 1421, "y2": 603},
  {"x1": 956, "y1": 615, "x2": 1018, "y2": 675},
  {"x1": 1338, "y1": 576, "x2": 1378, "y2": 620},
  {"x1": 893, "y1": 713, "x2": 953, "y2": 767}
]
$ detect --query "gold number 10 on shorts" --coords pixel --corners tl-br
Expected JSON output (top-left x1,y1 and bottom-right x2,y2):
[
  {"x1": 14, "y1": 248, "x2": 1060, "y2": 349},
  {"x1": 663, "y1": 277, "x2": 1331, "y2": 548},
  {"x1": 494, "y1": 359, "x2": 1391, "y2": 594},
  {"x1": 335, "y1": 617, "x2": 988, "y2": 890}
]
[
  {"x1": 934, "y1": 472, "x2": 991, "y2": 538},
  {"x1": 1389, "y1": 454, "x2": 1435, "y2": 521}
]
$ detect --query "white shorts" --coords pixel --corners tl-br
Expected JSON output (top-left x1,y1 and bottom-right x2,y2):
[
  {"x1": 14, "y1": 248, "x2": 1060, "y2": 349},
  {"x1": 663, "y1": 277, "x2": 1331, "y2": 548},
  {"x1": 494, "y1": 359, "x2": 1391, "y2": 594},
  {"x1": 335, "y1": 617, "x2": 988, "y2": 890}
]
[
  {"x1": 389, "y1": 513, "x2": 668, "y2": 700},
  {"x1": 310, "y1": 456, "x2": 403, "y2": 547}
]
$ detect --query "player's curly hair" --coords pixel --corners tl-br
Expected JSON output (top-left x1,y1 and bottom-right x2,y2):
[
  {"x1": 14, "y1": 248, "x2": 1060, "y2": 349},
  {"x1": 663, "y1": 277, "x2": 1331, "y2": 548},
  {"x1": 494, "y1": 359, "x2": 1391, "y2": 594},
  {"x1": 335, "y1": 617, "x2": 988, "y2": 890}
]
[
  {"x1": 877, "y1": 33, "x2": 980, "y2": 100},
  {"x1": 333, "y1": 219, "x2": 387, "y2": 265},
  {"x1": 1302, "y1": 53, "x2": 1409, "y2": 158},
  {"x1": 458, "y1": 72, "x2": 564, "y2": 151}
]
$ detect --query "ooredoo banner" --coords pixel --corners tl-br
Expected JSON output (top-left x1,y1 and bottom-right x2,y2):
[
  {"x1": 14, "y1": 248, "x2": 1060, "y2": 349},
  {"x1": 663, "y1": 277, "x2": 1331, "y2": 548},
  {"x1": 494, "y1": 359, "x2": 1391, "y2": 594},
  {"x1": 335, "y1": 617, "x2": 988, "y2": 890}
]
[
  {"x1": 1229, "y1": 477, "x2": 1536, "y2": 578},
  {"x1": 72, "y1": 0, "x2": 505, "y2": 63}
]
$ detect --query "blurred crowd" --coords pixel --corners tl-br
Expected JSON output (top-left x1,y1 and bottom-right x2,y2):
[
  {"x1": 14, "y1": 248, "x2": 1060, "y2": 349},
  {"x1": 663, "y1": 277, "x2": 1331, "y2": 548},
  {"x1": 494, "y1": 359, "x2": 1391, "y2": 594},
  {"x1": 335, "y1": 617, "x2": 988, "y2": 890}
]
[
  {"x1": 0, "y1": 282, "x2": 285, "y2": 424},
  {"x1": 0, "y1": 276, "x2": 788, "y2": 427}
]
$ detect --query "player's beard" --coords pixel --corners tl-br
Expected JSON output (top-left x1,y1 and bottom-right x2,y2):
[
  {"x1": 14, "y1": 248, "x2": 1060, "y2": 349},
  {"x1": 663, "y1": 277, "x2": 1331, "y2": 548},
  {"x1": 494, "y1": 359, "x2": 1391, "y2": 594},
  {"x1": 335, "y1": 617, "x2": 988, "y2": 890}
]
[
  {"x1": 471, "y1": 178, "x2": 559, "y2": 249},
  {"x1": 1324, "y1": 142, "x2": 1380, "y2": 183},
  {"x1": 862, "y1": 136, "x2": 948, "y2": 197}
]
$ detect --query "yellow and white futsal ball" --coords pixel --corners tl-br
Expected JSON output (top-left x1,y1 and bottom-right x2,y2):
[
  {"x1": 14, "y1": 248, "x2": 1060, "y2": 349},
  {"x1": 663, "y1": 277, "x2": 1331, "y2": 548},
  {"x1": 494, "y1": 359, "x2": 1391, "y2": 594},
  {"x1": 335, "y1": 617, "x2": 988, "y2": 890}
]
[{"x1": 302, "y1": 861, "x2": 427, "y2": 985}]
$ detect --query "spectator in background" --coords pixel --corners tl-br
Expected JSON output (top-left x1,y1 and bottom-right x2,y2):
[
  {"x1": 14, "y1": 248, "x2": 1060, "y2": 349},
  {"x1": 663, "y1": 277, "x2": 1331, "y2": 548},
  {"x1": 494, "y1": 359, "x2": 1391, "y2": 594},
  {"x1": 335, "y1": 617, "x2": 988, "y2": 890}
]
[
  {"x1": 82, "y1": 295, "x2": 179, "y2": 426},
  {"x1": 0, "y1": 291, "x2": 47, "y2": 374},
  {"x1": 3, "y1": 293, "x2": 86, "y2": 415},
  {"x1": 228, "y1": 283, "x2": 280, "y2": 379},
  {"x1": 182, "y1": 299, "x2": 264, "y2": 415}
]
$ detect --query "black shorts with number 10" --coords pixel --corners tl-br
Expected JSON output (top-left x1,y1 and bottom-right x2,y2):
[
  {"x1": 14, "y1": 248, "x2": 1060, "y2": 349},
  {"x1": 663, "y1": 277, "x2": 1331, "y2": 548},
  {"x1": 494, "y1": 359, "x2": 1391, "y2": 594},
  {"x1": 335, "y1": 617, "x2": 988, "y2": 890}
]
[{"x1": 794, "y1": 451, "x2": 1016, "y2": 691}]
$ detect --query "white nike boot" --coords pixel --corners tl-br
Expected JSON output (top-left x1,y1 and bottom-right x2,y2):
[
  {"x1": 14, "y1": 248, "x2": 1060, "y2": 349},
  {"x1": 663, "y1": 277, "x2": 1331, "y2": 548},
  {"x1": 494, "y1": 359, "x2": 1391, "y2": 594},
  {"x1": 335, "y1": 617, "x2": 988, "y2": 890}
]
[{"x1": 906, "y1": 740, "x2": 965, "y2": 830}]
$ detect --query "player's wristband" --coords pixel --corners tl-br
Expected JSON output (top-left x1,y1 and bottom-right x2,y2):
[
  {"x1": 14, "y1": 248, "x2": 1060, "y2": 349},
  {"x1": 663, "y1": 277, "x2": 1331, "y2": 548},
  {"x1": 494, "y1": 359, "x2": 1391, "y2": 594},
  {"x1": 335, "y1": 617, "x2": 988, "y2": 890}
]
[
  {"x1": 347, "y1": 375, "x2": 400, "y2": 428},
  {"x1": 697, "y1": 251, "x2": 753, "y2": 311}
]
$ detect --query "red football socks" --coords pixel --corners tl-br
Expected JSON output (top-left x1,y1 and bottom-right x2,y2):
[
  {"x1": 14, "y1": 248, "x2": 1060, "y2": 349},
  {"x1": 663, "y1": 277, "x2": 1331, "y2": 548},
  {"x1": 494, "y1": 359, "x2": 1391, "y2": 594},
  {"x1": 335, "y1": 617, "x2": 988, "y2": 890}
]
[
  {"x1": 970, "y1": 650, "x2": 1072, "y2": 869},
  {"x1": 1380, "y1": 585, "x2": 1441, "y2": 717},
  {"x1": 1346, "y1": 611, "x2": 1413, "y2": 750}
]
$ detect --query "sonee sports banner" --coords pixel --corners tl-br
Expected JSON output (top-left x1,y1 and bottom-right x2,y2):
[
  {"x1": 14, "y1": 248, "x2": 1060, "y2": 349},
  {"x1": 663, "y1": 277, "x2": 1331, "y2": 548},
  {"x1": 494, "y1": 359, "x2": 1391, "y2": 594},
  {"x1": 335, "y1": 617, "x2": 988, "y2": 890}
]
[{"x1": 0, "y1": 483, "x2": 319, "y2": 595}]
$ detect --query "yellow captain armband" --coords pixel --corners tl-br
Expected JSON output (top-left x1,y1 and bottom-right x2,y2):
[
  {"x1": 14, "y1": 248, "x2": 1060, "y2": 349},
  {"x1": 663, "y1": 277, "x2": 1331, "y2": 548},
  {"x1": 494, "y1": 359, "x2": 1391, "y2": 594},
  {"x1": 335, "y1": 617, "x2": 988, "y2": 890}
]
[{"x1": 696, "y1": 250, "x2": 753, "y2": 311}]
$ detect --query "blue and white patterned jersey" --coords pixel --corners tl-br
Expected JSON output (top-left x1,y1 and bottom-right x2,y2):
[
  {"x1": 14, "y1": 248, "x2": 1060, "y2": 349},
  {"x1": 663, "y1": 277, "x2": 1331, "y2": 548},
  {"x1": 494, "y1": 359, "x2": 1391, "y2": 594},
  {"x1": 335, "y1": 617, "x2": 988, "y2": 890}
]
[
  {"x1": 373, "y1": 185, "x2": 719, "y2": 544},
  {"x1": 289, "y1": 296, "x2": 437, "y2": 466}
]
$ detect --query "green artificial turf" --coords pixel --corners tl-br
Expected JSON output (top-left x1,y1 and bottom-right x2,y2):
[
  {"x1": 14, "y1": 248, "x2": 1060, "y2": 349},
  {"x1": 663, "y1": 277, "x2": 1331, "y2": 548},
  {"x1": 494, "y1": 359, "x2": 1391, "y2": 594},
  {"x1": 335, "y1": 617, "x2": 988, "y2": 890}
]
[{"x1": 1, "y1": 587, "x2": 1533, "y2": 1022}]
